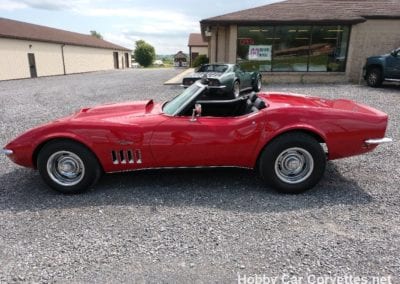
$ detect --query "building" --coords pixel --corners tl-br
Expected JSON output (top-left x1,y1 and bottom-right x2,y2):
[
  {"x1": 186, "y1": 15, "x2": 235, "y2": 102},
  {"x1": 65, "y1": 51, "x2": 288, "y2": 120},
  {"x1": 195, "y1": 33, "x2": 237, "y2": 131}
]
[
  {"x1": 0, "y1": 18, "x2": 131, "y2": 81},
  {"x1": 173, "y1": 51, "x2": 188, "y2": 67},
  {"x1": 200, "y1": 0, "x2": 400, "y2": 83},
  {"x1": 188, "y1": 33, "x2": 208, "y2": 67}
]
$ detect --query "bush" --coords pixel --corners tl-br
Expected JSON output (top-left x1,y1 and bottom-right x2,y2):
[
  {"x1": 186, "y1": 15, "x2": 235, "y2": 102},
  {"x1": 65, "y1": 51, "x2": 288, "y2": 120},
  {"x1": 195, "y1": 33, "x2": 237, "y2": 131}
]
[
  {"x1": 133, "y1": 40, "x2": 156, "y2": 68},
  {"x1": 193, "y1": 55, "x2": 209, "y2": 67}
]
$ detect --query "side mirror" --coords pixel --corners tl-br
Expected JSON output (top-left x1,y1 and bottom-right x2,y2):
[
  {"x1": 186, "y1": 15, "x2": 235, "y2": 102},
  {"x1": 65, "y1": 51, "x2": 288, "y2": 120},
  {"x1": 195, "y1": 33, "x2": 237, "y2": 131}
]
[
  {"x1": 190, "y1": 103, "x2": 202, "y2": 122},
  {"x1": 390, "y1": 50, "x2": 398, "y2": 57}
]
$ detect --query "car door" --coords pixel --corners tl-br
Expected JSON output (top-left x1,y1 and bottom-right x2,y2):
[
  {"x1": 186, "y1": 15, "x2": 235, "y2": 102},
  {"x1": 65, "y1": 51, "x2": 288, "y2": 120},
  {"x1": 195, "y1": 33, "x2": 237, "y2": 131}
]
[
  {"x1": 235, "y1": 65, "x2": 252, "y2": 89},
  {"x1": 150, "y1": 113, "x2": 265, "y2": 168},
  {"x1": 386, "y1": 49, "x2": 400, "y2": 79}
]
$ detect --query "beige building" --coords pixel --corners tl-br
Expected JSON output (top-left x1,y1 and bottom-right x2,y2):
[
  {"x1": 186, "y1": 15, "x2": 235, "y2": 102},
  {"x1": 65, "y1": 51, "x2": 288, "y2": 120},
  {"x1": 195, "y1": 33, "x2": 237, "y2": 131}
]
[
  {"x1": 200, "y1": 0, "x2": 400, "y2": 83},
  {"x1": 0, "y1": 18, "x2": 131, "y2": 81},
  {"x1": 188, "y1": 33, "x2": 208, "y2": 67}
]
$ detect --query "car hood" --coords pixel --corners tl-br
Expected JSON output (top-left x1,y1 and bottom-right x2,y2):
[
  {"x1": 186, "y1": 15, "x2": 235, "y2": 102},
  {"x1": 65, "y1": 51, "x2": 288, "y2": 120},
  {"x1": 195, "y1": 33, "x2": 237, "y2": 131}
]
[{"x1": 68, "y1": 100, "x2": 160, "y2": 121}]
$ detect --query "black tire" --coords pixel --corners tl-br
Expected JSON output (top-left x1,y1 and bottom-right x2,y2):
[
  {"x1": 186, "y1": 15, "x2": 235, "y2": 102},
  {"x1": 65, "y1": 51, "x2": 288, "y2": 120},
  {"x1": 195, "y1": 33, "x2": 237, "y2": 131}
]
[
  {"x1": 366, "y1": 67, "x2": 383, "y2": 87},
  {"x1": 231, "y1": 80, "x2": 240, "y2": 98},
  {"x1": 253, "y1": 75, "x2": 262, "y2": 92},
  {"x1": 258, "y1": 132, "x2": 326, "y2": 194},
  {"x1": 37, "y1": 140, "x2": 102, "y2": 194}
]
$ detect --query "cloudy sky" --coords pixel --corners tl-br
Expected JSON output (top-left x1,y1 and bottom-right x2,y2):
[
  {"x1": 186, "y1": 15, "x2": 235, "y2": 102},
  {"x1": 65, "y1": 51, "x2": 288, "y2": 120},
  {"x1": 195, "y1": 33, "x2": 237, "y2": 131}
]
[{"x1": 0, "y1": 0, "x2": 283, "y2": 54}]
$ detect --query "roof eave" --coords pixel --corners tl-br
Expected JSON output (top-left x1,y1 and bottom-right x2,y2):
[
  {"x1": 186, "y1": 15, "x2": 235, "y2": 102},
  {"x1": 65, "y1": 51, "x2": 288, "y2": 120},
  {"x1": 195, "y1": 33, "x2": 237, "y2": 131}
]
[
  {"x1": 200, "y1": 18, "x2": 365, "y2": 26},
  {"x1": 0, "y1": 34, "x2": 131, "y2": 51}
]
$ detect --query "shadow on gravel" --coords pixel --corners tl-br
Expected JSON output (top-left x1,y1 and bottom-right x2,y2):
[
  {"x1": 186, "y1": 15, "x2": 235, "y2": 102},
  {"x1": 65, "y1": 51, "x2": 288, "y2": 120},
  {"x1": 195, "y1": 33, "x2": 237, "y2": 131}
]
[{"x1": 0, "y1": 162, "x2": 372, "y2": 213}]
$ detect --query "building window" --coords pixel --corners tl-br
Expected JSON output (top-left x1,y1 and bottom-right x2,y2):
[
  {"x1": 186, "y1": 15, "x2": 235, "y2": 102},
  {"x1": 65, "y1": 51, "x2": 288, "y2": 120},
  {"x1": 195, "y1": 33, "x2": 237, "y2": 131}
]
[{"x1": 237, "y1": 25, "x2": 350, "y2": 72}]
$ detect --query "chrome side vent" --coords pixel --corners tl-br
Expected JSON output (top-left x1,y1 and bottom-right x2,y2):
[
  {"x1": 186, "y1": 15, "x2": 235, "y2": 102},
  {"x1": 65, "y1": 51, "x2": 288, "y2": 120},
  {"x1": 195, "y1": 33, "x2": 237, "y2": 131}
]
[
  {"x1": 127, "y1": 150, "x2": 134, "y2": 164},
  {"x1": 111, "y1": 149, "x2": 141, "y2": 165},
  {"x1": 119, "y1": 150, "x2": 126, "y2": 164},
  {"x1": 135, "y1": 150, "x2": 142, "y2": 164},
  {"x1": 112, "y1": 151, "x2": 118, "y2": 164}
]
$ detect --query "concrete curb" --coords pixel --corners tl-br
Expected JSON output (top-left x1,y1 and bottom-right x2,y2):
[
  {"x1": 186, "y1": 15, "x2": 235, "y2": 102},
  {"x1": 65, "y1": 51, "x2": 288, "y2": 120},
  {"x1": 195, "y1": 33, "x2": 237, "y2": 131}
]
[{"x1": 164, "y1": 68, "x2": 195, "y2": 85}]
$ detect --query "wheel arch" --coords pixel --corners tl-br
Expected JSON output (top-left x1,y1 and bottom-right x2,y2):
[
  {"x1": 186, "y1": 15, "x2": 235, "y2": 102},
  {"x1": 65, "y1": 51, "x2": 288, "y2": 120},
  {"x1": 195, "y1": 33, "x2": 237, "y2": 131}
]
[
  {"x1": 254, "y1": 129, "x2": 327, "y2": 169},
  {"x1": 366, "y1": 64, "x2": 383, "y2": 73},
  {"x1": 32, "y1": 137, "x2": 104, "y2": 172}
]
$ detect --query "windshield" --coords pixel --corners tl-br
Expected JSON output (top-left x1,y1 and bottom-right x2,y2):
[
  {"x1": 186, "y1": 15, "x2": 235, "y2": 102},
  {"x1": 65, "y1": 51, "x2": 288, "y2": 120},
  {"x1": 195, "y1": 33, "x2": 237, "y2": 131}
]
[
  {"x1": 163, "y1": 83, "x2": 202, "y2": 115},
  {"x1": 197, "y1": 64, "x2": 229, "y2": 73}
]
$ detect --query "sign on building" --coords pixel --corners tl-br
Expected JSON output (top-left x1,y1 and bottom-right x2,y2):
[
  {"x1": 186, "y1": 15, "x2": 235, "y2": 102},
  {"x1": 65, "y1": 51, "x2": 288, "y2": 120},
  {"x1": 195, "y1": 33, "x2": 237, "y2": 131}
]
[{"x1": 248, "y1": 45, "x2": 272, "y2": 61}]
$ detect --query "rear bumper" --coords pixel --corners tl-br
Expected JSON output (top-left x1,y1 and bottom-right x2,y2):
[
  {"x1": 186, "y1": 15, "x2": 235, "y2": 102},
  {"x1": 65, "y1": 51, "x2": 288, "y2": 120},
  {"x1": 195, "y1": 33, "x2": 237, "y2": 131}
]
[{"x1": 364, "y1": 137, "x2": 392, "y2": 145}]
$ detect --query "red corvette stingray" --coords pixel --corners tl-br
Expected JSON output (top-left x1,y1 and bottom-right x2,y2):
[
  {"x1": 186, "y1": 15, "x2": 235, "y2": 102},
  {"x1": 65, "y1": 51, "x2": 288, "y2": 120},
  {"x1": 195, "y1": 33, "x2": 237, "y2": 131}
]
[{"x1": 2, "y1": 79, "x2": 391, "y2": 194}]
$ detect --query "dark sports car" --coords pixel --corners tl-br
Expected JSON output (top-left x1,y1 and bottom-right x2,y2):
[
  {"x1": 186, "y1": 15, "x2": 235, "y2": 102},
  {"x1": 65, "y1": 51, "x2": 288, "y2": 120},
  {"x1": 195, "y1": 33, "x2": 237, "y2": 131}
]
[{"x1": 182, "y1": 63, "x2": 262, "y2": 98}]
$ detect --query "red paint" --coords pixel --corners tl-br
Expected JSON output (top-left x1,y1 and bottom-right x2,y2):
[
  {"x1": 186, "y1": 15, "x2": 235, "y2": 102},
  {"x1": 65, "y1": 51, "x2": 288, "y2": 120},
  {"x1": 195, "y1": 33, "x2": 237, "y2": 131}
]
[{"x1": 4, "y1": 92, "x2": 389, "y2": 173}]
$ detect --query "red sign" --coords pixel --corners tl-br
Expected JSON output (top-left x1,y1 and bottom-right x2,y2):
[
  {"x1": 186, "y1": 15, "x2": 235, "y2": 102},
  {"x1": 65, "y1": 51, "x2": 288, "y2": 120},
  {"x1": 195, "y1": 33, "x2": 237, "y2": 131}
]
[{"x1": 239, "y1": 38, "x2": 255, "y2": 46}]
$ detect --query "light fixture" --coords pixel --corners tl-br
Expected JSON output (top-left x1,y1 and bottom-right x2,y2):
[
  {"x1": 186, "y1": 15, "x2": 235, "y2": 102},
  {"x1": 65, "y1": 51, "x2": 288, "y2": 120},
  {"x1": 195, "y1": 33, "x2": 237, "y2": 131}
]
[{"x1": 328, "y1": 29, "x2": 343, "y2": 32}]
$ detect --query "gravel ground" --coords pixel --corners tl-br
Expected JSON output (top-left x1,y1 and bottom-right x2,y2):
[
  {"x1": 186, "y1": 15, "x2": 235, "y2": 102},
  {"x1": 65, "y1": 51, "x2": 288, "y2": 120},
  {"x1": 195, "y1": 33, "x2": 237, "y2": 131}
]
[{"x1": 0, "y1": 69, "x2": 399, "y2": 283}]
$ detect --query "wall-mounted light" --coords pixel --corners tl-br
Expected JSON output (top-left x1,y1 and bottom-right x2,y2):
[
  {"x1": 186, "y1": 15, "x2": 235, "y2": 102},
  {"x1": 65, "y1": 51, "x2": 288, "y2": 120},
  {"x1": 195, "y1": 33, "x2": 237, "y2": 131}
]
[
  {"x1": 29, "y1": 44, "x2": 32, "y2": 49},
  {"x1": 205, "y1": 26, "x2": 212, "y2": 37}
]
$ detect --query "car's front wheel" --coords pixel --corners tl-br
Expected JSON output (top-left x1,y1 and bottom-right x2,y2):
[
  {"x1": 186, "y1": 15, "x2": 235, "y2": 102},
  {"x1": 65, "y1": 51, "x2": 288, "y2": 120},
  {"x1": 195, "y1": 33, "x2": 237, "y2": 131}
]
[
  {"x1": 253, "y1": 75, "x2": 262, "y2": 92},
  {"x1": 366, "y1": 68, "x2": 383, "y2": 87},
  {"x1": 232, "y1": 80, "x2": 240, "y2": 98},
  {"x1": 37, "y1": 140, "x2": 102, "y2": 194},
  {"x1": 258, "y1": 132, "x2": 326, "y2": 194}
]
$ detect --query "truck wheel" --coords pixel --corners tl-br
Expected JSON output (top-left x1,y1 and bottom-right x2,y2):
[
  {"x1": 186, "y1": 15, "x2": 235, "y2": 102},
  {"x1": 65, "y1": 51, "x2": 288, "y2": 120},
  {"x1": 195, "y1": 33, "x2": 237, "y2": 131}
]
[
  {"x1": 366, "y1": 68, "x2": 383, "y2": 87},
  {"x1": 37, "y1": 140, "x2": 102, "y2": 194},
  {"x1": 258, "y1": 133, "x2": 326, "y2": 194}
]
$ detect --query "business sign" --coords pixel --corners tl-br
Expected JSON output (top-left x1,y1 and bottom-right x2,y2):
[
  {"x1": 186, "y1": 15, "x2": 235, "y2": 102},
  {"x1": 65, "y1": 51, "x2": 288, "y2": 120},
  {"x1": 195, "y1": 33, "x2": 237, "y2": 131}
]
[
  {"x1": 239, "y1": 38, "x2": 255, "y2": 45},
  {"x1": 248, "y1": 45, "x2": 272, "y2": 61}
]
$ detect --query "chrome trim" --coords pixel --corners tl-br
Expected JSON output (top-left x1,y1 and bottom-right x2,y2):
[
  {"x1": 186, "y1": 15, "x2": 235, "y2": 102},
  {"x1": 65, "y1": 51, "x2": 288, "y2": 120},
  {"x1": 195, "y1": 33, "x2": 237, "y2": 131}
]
[
  {"x1": 2, "y1": 149, "x2": 13, "y2": 156},
  {"x1": 207, "y1": 85, "x2": 226, "y2": 89},
  {"x1": 364, "y1": 137, "x2": 393, "y2": 145},
  {"x1": 107, "y1": 165, "x2": 253, "y2": 174}
]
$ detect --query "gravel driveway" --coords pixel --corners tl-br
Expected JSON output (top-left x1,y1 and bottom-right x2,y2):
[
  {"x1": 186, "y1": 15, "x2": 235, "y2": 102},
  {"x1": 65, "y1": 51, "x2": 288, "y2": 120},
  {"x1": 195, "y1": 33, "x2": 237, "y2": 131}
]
[{"x1": 0, "y1": 69, "x2": 399, "y2": 283}]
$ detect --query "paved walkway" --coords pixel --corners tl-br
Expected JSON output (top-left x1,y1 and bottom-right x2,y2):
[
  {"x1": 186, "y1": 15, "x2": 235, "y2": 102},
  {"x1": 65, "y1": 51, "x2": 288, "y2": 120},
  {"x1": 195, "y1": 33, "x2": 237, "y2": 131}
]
[{"x1": 164, "y1": 68, "x2": 195, "y2": 85}]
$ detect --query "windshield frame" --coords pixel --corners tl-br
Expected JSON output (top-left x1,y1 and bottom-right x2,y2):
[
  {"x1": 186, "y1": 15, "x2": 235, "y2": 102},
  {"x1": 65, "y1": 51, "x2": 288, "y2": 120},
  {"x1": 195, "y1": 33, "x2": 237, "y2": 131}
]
[{"x1": 162, "y1": 82, "x2": 206, "y2": 116}]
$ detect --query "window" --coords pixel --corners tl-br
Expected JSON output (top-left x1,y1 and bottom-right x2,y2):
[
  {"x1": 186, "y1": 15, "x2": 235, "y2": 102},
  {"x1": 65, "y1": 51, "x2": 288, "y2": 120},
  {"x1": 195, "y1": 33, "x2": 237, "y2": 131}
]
[{"x1": 237, "y1": 25, "x2": 350, "y2": 72}]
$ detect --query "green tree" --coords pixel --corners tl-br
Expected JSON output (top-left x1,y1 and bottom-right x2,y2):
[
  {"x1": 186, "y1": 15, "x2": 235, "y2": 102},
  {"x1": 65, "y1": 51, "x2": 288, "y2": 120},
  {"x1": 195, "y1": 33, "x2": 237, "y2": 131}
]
[
  {"x1": 90, "y1": 30, "x2": 103, "y2": 39},
  {"x1": 193, "y1": 54, "x2": 209, "y2": 67},
  {"x1": 133, "y1": 40, "x2": 156, "y2": 67}
]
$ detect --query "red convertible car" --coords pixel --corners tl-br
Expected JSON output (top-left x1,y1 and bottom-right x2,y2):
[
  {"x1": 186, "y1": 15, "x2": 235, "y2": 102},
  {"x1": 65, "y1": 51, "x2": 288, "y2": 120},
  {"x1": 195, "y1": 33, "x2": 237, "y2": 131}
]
[{"x1": 3, "y1": 79, "x2": 391, "y2": 194}]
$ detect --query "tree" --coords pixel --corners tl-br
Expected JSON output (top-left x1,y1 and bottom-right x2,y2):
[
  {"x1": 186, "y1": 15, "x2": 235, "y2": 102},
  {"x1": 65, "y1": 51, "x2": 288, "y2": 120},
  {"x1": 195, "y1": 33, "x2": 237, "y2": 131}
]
[
  {"x1": 193, "y1": 54, "x2": 209, "y2": 67},
  {"x1": 90, "y1": 30, "x2": 103, "y2": 39},
  {"x1": 133, "y1": 40, "x2": 156, "y2": 67}
]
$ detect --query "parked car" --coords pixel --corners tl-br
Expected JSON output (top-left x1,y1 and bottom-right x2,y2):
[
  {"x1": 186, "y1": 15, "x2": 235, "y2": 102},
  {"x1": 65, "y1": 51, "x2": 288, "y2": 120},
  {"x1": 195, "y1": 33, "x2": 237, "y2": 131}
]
[
  {"x1": 3, "y1": 78, "x2": 391, "y2": 194},
  {"x1": 363, "y1": 47, "x2": 400, "y2": 87},
  {"x1": 182, "y1": 63, "x2": 262, "y2": 98}
]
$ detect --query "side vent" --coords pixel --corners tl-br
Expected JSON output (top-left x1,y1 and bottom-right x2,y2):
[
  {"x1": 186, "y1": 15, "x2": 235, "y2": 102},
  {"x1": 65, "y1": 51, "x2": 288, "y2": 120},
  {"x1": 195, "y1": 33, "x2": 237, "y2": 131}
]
[
  {"x1": 111, "y1": 149, "x2": 141, "y2": 165},
  {"x1": 135, "y1": 150, "x2": 142, "y2": 164}
]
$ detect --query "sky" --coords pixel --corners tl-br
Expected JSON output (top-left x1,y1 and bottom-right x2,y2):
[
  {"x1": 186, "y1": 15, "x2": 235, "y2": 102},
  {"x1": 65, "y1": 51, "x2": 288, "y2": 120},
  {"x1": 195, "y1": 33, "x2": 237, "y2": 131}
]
[{"x1": 0, "y1": 0, "x2": 283, "y2": 55}]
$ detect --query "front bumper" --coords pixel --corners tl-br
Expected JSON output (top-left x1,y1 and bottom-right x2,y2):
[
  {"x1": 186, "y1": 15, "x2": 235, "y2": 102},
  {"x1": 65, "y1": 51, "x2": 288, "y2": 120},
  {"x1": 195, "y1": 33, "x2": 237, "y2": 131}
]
[
  {"x1": 364, "y1": 137, "x2": 392, "y2": 145},
  {"x1": 2, "y1": 149, "x2": 13, "y2": 156}
]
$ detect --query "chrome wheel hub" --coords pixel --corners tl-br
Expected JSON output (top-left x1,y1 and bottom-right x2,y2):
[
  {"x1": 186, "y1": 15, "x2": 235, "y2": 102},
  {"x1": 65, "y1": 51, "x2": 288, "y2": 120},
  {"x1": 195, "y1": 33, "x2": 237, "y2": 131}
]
[
  {"x1": 234, "y1": 83, "x2": 240, "y2": 97},
  {"x1": 275, "y1": 147, "x2": 314, "y2": 184},
  {"x1": 47, "y1": 151, "x2": 85, "y2": 186}
]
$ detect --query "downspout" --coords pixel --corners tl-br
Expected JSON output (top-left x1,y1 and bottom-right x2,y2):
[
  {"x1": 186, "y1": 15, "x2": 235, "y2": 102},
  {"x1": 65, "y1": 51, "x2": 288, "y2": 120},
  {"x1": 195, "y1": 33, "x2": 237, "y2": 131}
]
[
  {"x1": 215, "y1": 27, "x2": 219, "y2": 63},
  {"x1": 61, "y1": 44, "x2": 66, "y2": 75}
]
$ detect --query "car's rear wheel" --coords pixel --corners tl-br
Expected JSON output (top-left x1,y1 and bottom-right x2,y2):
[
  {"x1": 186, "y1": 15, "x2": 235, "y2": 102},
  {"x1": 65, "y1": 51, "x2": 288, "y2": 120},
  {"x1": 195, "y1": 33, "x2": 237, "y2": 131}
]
[
  {"x1": 253, "y1": 75, "x2": 262, "y2": 92},
  {"x1": 232, "y1": 80, "x2": 240, "y2": 98},
  {"x1": 258, "y1": 132, "x2": 326, "y2": 194},
  {"x1": 37, "y1": 140, "x2": 102, "y2": 194},
  {"x1": 366, "y1": 68, "x2": 383, "y2": 87}
]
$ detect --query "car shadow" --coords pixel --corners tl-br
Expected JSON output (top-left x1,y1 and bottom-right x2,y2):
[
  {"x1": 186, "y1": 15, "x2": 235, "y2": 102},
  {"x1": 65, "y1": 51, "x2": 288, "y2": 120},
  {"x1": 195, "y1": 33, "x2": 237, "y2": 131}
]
[{"x1": 0, "y1": 162, "x2": 372, "y2": 214}]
